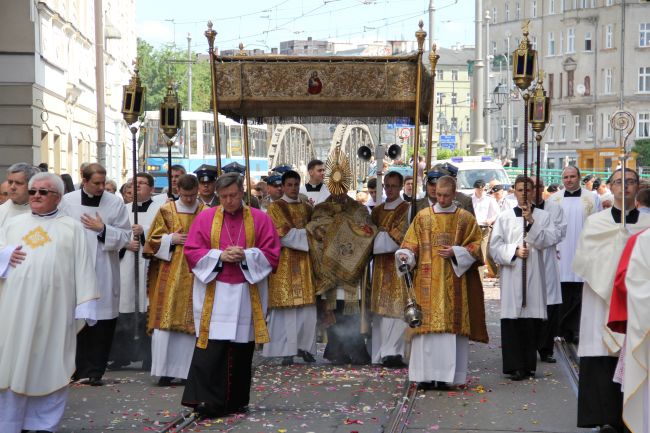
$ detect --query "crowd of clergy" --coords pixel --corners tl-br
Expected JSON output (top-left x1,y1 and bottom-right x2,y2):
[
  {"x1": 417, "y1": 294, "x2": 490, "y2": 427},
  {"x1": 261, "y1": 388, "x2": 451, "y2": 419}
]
[{"x1": 0, "y1": 155, "x2": 649, "y2": 433}]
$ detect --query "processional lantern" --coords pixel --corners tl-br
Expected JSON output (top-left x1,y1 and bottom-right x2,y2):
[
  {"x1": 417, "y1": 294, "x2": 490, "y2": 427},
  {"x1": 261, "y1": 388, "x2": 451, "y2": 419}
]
[
  {"x1": 121, "y1": 63, "x2": 145, "y2": 126},
  {"x1": 159, "y1": 82, "x2": 182, "y2": 198},
  {"x1": 512, "y1": 21, "x2": 537, "y2": 92},
  {"x1": 160, "y1": 82, "x2": 182, "y2": 140},
  {"x1": 120, "y1": 62, "x2": 146, "y2": 341}
]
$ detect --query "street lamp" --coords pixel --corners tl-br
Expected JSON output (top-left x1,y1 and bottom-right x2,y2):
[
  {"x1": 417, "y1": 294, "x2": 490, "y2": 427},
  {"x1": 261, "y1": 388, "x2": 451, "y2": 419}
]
[
  {"x1": 483, "y1": 83, "x2": 508, "y2": 115},
  {"x1": 159, "y1": 81, "x2": 182, "y2": 198}
]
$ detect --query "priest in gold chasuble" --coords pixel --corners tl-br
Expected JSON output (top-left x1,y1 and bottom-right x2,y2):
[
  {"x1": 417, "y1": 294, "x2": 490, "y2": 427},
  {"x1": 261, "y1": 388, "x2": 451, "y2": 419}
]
[
  {"x1": 397, "y1": 176, "x2": 487, "y2": 388},
  {"x1": 370, "y1": 171, "x2": 410, "y2": 368},
  {"x1": 306, "y1": 147, "x2": 376, "y2": 365},
  {"x1": 262, "y1": 170, "x2": 318, "y2": 365},
  {"x1": 144, "y1": 175, "x2": 204, "y2": 385}
]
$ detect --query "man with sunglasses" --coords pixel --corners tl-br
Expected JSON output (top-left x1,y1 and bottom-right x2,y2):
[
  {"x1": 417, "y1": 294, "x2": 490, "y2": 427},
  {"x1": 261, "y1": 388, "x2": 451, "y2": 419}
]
[
  {"x1": 60, "y1": 163, "x2": 131, "y2": 386},
  {"x1": 0, "y1": 163, "x2": 41, "y2": 228},
  {"x1": 573, "y1": 168, "x2": 650, "y2": 433},
  {"x1": 0, "y1": 172, "x2": 98, "y2": 433}
]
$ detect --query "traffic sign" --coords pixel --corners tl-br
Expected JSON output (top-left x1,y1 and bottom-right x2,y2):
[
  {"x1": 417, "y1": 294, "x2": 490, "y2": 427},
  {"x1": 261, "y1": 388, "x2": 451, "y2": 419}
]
[
  {"x1": 439, "y1": 135, "x2": 456, "y2": 150},
  {"x1": 399, "y1": 128, "x2": 411, "y2": 139}
]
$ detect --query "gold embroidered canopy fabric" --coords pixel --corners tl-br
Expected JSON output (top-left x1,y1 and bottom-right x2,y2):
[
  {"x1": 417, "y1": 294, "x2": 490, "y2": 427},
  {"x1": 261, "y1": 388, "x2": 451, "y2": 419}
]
[{"x1": 213, "y1": 55, "x2": 432, "y2": 118}]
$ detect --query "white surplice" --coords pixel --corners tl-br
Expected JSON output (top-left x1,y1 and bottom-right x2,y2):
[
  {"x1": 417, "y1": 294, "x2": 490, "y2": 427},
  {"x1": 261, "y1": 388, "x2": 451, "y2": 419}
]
[
  {"x1": 0, "y1": 199, "x2": 29, "y2": 228},
  {"x1": 0, "y1": 211, "x2": 97, "y2": 433},
  {"x1": 548, "y1": 188, "x2": 600, "y2": 282},
  {"x1": 539, "y1": 200, "x2": 567, "y2": 305},
  {"x1": 617, "y1": 229, "x2": 650, "y2": 433},
  {"x1": 299, "y1": 183, "x2": 330, "y2": 206},
  {"x1": 370, "y1": 196, "x2": 408, "y2": 363},
  {"x1": 60, "y1": 190, "x2": 131, "y2": 320},
  {"x1": 490, "y1": 207, "x2": 558, "y2": 319},
  {"x1": 192, "y1": 248, "x2": 273, "y2": 343},
  {"x1": 119, "y1": 200, "x2": 161, "y2": 313},
  {"x1": 573, "y1": 209, "x2": 650, "y2": 358},
  {"x1": 150, "y1": 199, "x2": 198, "y2": 379},
  {"x1": 263, "y1": 195, "x2": 317, "y2": 358}
]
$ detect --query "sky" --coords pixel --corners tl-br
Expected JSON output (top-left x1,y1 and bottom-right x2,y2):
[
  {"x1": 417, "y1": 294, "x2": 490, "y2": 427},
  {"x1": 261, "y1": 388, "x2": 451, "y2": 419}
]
[{"x1": 135, "y1": 0, "x2": 476, "y2": 53}]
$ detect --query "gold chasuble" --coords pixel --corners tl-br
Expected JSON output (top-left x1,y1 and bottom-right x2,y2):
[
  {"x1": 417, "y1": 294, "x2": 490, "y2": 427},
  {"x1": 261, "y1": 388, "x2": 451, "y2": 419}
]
[
  {"x1": 401, "y1": 207, "x2": 488, "y2": 342},
  {"x1": 370, "y1": 201, "x2": 410, "y2": 318},
  {"x1": 145, "y1": 201, "x2": 205, "y2": 335},
  {"x1": 267, "y1": 200, "x2": 315, "y2": 309}
]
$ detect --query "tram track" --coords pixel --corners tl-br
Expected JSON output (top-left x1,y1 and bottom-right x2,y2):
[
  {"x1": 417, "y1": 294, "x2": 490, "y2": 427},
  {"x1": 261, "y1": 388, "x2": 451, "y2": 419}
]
[
  {"x1": 384, "y1": 381, "x2": 418, "y2": 433},
  {"x1": 555, "y1": 338, "x2": 580, "y2": 395}
]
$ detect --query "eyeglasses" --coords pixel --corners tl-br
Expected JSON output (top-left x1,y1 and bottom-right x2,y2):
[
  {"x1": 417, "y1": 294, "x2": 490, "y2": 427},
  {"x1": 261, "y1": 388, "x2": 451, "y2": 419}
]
[
  {"x1": 610, "y1": 179, "x2": 638, "y2": 186},
  {"x1": 28, "y1": 189, "x2": 59, "y2": 196}
]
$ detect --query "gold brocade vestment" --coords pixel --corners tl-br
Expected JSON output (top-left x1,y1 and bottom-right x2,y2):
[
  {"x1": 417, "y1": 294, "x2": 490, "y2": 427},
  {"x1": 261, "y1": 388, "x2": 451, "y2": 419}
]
[
  {"x1": 144, "y1": 201, "x2": 204, "y2": 334},
  {"x1": 267, "y1": 200, "x2": 315, "y2": 309},
  {"x1": 306, "y1": 195, "x2": 377, "y2": 311},
  {"x1": 370, "y1": 201, "x2": 410, "y2": 318},
  {"x1": 401, "y1": 207, "x2": 488, "y2": 342}
]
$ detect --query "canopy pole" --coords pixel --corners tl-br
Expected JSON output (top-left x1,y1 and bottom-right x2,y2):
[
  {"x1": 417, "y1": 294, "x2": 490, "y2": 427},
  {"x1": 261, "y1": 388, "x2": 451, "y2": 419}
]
[
  {"x1": 410, "y1": 21, "x2": 427, "y2": 221},
  {"x1": 205, "y1": 21, "x2": 222, "y2": 175},
  {"x1": 243, "y1": 116, "x2": 252, "y2": 206}
]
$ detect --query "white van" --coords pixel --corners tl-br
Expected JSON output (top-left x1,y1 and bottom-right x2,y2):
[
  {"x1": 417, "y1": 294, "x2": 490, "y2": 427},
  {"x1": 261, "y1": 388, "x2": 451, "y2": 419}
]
[{"x1": 433, "y1": 156, "x2": 511, "y2": 196}]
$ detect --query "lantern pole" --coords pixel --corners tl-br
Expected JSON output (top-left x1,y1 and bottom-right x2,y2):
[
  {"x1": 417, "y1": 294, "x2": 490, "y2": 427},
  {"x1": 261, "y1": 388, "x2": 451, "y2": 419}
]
[{"x1": 121, "y1": 60, "x2": 146, "y2": 342}]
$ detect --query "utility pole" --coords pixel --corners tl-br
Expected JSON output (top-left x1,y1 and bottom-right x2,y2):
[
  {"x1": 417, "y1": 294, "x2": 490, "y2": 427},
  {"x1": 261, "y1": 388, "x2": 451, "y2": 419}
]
[
  {"x1": 187, "y1": 33, "x2": 192, "y2": 111},
  {"x1": 428, "y1": 0, "x2": 435, "y2": 45},
  {"x1": 428, "y1": 0, "x2": 438, "y2": 160},
  {"x1": 470, "y1": 0, "x2": 486, "y2": 155},
  {"x1": 94, "y1": 0, "x2": 106, "y2": 166},
  {"x1": 505, "y1": 34, "x2": 512, "y2": 162},
  {"x1": 484, "y1": 9, "x2": 492, "y2": 154}
]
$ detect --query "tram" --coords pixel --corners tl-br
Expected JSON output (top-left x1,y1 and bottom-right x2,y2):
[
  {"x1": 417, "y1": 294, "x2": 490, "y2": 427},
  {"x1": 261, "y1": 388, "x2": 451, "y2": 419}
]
[{"x1": 140, "y1": 110, "x2": 269, "y2": 190}]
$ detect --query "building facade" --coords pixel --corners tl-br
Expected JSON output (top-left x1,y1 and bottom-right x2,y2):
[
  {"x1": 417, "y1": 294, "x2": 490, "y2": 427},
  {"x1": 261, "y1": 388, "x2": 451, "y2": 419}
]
[
  {"x1": 0, "y1": 0, "x2": 137, "y2": 182},
  {"x1": 485, "y1": 0, "x2": 649, "y2": 170}
]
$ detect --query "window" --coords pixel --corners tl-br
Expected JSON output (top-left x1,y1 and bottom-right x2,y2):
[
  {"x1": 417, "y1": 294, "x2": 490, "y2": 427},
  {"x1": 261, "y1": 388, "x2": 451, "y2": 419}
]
[
  {"x1": 202, "y1": 121, "x2": 215, "y2": 155},
  {"x1": 452, "y1": 69, "x2": 459, "y2": 80},
  {"x1": 492, "y1": 41, "x2": 498, "y2": 55},
  {"x1": 515, "y1": 2, "x2": 521, "y2": 19},
  {"x1": 561, "y1": 0, "x2": 566, "y2": 11},
  {"x1": 512, "y1": 117, "x2": 519, "y2": 142},
  {"x1": 451, "y1": 92, "x2": 458, "y2": 105},
  {"x1": 586, "y1": 114, "x2": 594, "y2": 138},
  {"x1": 436, "y1": 92, "x2": 444, "y2": 105},
  {"x1": 548, "y1": 32, "x2": 556, "y2": 55},
  {"x1": 604, "y1": 68, "x2": 613, "y2": 93},
  {"x1": 437, "y1": 69, "x2": 444, "y2": 80},
  {"x1": 531, "y1": 0, "x2": 537, "y2": 17},
  {"x1": 548, "y1": 116, "x2": 555, "y2": 141},
  {"x1": 560, "y1": 72, "x2": 563, "y2": 97},
  {"x1": 559, "y1": 32, "x2": 564, "y2": 55},
  {"x1": 560, "y1": 115, "x2": 567, "y2": 140},
  {"x1": 501, "y1": 118, "x2": 507, "y2": 141},
  {"x1": 638, "y1": 113, "x2": 650, "y2": 138},
  {"x1": 572, "y1": 115, "x2": 580, "y2": 140},
  {"x1": 567, "y1": 28, "x2": 575, "y2": 52},
  {"x1": 602, "y1": 113, "x2": 613, "y2": 139},
  {"x1": 585, "y1": 31, "x2": 593, "y2": 51},
  {"x1": 548, "y1": 73, "x2": 554, "y2": 98},
  {"x1": 605, "y1": 24, "x2": 614, "y2": 49},
  {"x1": 505, "y1": 2, "x2": 510, "y2": 20},
  {"x1": 492, "y1": 7, "x2": 498, "y2": 23},
  {"x1": 641, "y1": 23, "x2": 650, "y2": 47},
  {"x1": 605, "y1": 0, "x2": 613, "y2": 5},
  {"x1": 568, "y1": 71, "x2": 575, "y2": 96},
  {"x1": 639, "y1": 67, "x2": 650, "y2": 92},
  {"x1": 532, "y1": 35, "x2": 538, "y2": 50},
  {"x1": 549, "y1": 0, "x2": 555, "y2": 14},
  {"x1": 585, "y1": 76, "x2": 591, "y2": 95}
]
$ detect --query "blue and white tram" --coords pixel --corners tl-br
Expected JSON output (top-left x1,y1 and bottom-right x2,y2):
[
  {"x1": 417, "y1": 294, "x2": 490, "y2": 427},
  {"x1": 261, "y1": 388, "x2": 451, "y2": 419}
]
[{"x1": 141, "y1": 111, "x2": 269, "y2": 190}]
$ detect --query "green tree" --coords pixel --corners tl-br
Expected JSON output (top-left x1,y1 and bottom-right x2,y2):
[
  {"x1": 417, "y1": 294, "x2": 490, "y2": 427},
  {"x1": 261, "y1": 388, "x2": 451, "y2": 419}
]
[
  {"x1": 633, "y1": 138, "x2": 650, "y2": 167},
  {"x1": 137, "y1": 39, "x2": 212, "y2": 112}
]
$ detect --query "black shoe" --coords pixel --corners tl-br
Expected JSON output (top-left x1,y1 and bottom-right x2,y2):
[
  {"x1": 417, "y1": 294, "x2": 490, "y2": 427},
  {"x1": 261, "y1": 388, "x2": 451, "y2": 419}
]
[
  {"x1": 382, "y1": 355, "x2": 407, "y2": 368},
  {"x1": 417, "y1": 381, "x2": 436, "y2": 390},
  {"x1": 281, "y1": 356, "x2": 294, "y2": 366},
  {"x1": 158, "y1": 376, "x2": 174, "y2": 386},
  {"x1": 195, "y1": 402, "x2": 226, "y2": 418},
  {"x1": 106, "y1": 360, "x2": 130, "y2": 371},
  {"x1": 327, "y1": 355, "x2": 351, "y2": 365},
  {"x1": 540, "y1": 354, "x2": 557, "y2": 363},
  {"x1": 298, "y1": 350, "x2": 316, "y2": 363},
  {"x1": 84, "y1": 377, "x2": 104, "y2": 386},
  {"x1": 510, "y1": 371, "x2": 526, "y2": 381},
  {"x1": 599, "y1": 425, "x2": 619, "y2": 433}
]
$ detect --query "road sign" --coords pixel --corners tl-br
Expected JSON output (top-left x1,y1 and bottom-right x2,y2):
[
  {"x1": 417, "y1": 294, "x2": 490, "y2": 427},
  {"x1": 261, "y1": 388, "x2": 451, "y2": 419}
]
[
  {"x1": 439, "y1": 135, "x2": 456, "y2": 150},
  {"x1": 399, "y1": 128, "x2": 411, "y2": 139}
]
